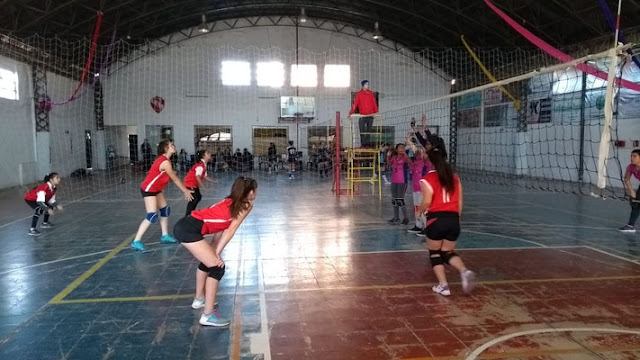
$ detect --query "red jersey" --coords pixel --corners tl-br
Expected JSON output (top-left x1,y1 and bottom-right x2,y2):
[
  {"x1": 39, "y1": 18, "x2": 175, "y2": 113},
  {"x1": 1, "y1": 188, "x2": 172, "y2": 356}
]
[
  {"x1": 141, "y1": 155, "x2": 171, "y2": 192},
  {"x1": 184, "y1": 160, "x2": 207, "y2": 188},
  {"x1": 420, "y1": 171, "x2": 461, "y2": 213},
  {"x1": 191, "y1": 198, "x2": 233, "y2": 235},
  {"x1": 25, "y1": 182, "x2": 57, "y2": 204},
  {"x1": 349, "y1": 89, "x2": 378, "y2": 115}
]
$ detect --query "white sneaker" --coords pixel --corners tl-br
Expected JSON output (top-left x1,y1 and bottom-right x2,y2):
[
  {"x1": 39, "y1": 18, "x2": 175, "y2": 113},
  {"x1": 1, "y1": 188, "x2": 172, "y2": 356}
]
[
  {"x1": 432, "y1": 283, "x2": 451, "y2": 296},
  {"x1": 191, "y1": 297, "x2": 218, "y2": 309},
  {"x1": 461, "y1": 270, "x2": 476, "y2": 293},
  {"x1": 199, "y1": 311, "x2": 230, "y2": 327}
]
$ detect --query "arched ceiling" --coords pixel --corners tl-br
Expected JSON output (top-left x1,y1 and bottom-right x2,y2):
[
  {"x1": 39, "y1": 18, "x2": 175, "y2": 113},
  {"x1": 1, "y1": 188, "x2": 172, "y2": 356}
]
[{"x1": 1, "y1": 0, "x2": 639, "y2": 50}]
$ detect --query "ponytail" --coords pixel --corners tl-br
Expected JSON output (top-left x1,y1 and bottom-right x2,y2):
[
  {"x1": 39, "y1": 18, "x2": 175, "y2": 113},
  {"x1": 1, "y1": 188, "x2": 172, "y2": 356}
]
[
  {"x1": 43, "y1": 172, "x2": 58, "y2": 183},
  {"x1": 227, "y1": 176, "x2": 258, "y2": 218},
  {"x1": 427, "y1": 145, "x2": 455, "y2": 193}
]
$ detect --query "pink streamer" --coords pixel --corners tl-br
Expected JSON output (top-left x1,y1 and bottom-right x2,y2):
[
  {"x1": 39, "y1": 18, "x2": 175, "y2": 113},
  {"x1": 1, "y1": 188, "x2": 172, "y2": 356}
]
[{"x1": 483, "y1": 0, "x2": 640, "y2": 92}]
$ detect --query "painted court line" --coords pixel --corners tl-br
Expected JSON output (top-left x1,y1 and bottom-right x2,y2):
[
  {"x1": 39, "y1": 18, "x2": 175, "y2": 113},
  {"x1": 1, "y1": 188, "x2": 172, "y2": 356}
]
[
  {"x1": 463, "y1": 229, "x2": 547, "y2": 248},
  {"x1": 49, "y1": 234, "x2": 135, "y2": 304},
  {"x1": 584, "y1": 245, "x2": 640, "y2": 265},
  {"x1": 50, "y1": 274, "x2": 640, "y2": 304},
  {"x1": 464, "y1": 327, "x2": 640, "y2": 360}
]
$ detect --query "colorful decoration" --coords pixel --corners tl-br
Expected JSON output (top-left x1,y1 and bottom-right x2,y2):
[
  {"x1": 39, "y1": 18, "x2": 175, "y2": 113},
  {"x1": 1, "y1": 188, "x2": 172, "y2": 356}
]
[
  {"x1": 461, "y1": 35, "x2": 520, "y2": 110},
  {"x1": 483, "y1": 0, "x2": 640, "y2": 93},
  {"x1": 150, "y1": 96, "x2": 165, "y2": 113}
]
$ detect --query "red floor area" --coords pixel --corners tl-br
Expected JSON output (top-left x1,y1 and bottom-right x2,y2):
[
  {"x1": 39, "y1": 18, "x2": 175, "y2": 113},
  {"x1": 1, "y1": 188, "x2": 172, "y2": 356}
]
[{"x1": 265, "y1": 247, "x2": 640, "y2": 359}]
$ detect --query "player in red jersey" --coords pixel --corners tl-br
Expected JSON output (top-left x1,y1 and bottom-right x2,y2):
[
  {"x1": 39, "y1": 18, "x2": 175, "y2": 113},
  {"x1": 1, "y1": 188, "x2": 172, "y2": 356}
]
[
  {"x1": 24, "y1": 172, "x2": 63, "y2": 236},
  {"x1": 184, "y1": 149, "x2": 216, "y2": 216},
  {"x1": 131, "y1": 140, "x2": 194, "y2": 251},
  {"x1": 173, "y1": 177, "x2": 257, "y2": 326},
  {"x1": 418, "y1": 142, "x2": 475, "y2": 296}
]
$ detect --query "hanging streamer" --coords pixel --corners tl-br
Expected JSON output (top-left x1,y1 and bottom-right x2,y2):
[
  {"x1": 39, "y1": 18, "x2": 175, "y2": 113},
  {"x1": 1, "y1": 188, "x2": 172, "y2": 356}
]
[
  {"x1": 53, "y1": 11, "x2": 104, "y2": 105},
  {"x1": 597, "y1": 0, "x2": 640, "y2": 69},
  {"x1": 483, "y1": 0, "x2": 640, "y2": 93},
  {"x1": 461, "y1": 35, "x2": 520, "y2": 110}
]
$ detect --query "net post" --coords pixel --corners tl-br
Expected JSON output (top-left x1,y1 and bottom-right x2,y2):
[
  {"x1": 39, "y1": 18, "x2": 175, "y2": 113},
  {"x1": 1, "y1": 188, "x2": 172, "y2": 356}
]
[
  {"x1": 578, "y1": 71, "x2": 587, "y2": 182},
  {"x1": 514, "y1": 80, "x2": 529, "y2": 178},
  {"x1": 449, "y1": 97, "x2": 458, "y2": 169},
  {"x1": 335, "y1": 111, "x2": 341, "y2": 197}
]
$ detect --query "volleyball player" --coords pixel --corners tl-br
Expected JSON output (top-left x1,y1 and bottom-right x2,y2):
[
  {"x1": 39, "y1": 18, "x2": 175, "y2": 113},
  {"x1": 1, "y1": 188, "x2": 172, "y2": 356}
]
[
  {"x1": 418, "y1": 142, "x2": 475, "y2": 296},
  {"x1": 405, "y1": 133, "x2": 431, "y2": 234},
  {"x1": 184, "y1": 149, "x2": 216, "y2": 216},
  {"x1": 131, "y1": 140, "x2": 194, "y2": 251},
  {"x1": 24, "y1": 173, "x2": 63, "y2": 236},
  {"x1": 286, "y1": 140, "x2": 297, "y2": 179},
  {"x1": 621, "y1": 149, "x2": 640, "y2": 233},
  {"x1": 173, "y1": 177, "x2": 257, "y2": 326},
  {"x1": 388, "y1": 143, "x2": 413, "y2": 225}
]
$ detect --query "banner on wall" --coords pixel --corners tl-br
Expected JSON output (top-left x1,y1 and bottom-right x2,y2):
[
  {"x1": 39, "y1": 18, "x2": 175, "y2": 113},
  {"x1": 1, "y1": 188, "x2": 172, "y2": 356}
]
[{"x1": 150, "y1": 96, "x2": 165, "y2": 113}]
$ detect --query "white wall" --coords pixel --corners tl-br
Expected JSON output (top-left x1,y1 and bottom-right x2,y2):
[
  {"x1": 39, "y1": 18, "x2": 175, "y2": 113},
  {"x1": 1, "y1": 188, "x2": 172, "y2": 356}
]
[
  {"x1": 0, "y1": 56, "x2": 37, "y2": 188},
  {"x1": 46, "y1": 73, "x2": 95, "y2": 177},
  {"x1": 102, "y1": 26, "x2": 450, "y2": 156},
  {"x1": 0, "y1": 54, "x2": 96, "y2": 189}
]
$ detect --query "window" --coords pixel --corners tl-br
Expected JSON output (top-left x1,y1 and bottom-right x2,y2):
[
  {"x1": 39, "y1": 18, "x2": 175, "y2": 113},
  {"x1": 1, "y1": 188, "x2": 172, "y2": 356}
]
[
  {"x1": 253, "y1": 127, "x2": 288, "y2": 156},
  {"x1": 291, "y1": 64, "x2": 317, "y2": 87},
  {"x1": 324, "y1": 65, "x2": 350, "y2": 87},
  {"x1": 0, "y1": 67, "x2": 19, "y2": 100},
  {"x1": 221, "y1": 61, "x2": 250, "y2": 86},
  {"x1": 257, "y1": 62, "x2": 284, "y2": 87}
]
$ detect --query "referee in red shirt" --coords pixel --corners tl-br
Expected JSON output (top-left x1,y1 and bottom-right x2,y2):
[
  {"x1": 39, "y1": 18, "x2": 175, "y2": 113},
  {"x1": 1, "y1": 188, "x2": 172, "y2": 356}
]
[{"x1": 349, "y1": 80, "x2": 379, "y2": 147}]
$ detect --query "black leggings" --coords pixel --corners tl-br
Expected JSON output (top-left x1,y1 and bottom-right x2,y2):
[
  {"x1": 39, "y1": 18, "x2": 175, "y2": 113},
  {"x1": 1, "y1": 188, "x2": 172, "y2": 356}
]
[
  {"x1": 185, "y1": 187, "x2": 203, "y2": 216},
  {"x1": 628, "y1": 185, "x2": 640, "y2": 226},
  {"x1": 25, "y1": 200, "x2": 49, "y2": 228}
]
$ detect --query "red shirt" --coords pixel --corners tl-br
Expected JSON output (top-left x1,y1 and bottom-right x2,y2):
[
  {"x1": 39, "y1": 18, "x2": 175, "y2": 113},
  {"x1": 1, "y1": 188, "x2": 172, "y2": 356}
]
[
  {"x1": 420, "y1": 171, "x2": 460, "y2": 213},
  {"x1": 349, "y1": 89, "x2": 378, "y2": 115},
  {"x1": 25, "y1": 182, "x2": 56, "y2": 204},
  {"x1": 191, "y1": 198, "x2": 233, "y2": 235},
  {"x1": 141, "y1": 155, "x2": 171, "y2": 192},
  {"x1": 184, "y1": 160, "x2": 207, "y2": 188}
]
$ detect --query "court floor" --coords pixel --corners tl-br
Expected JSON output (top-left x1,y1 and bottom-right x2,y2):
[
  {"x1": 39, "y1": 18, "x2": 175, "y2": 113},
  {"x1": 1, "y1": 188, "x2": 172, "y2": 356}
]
[{"x1": 0, "y1": 173, "x2": 639, "y2": 360}]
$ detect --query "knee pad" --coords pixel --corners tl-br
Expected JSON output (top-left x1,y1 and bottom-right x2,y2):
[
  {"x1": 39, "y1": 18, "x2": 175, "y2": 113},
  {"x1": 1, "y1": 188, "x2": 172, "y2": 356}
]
[
  {"x1": 208, "y1": 266, "x2": 226, "y2": 281},
  {"x1": 442, "y1": 251, "x2": 459, "y2": 265},
  {"x1": 35, "y1": 207, "x2": 45, "y2": 216},
  {"x1": 198, "y1": 262, "x2": 209, "y2": 272},
  {"x1": 396, "y1": 198, "x2": 406, "y2": 207},
  {"x1": 145, "y1": 212, "x2": 158, "y2": 223},
  {"x1": 429, "y1": 250, "x2": 444, "y2": 267},
  {"x1": 391, "y1": 198, "x2": 398, "y2": 206},
  {"x1": 159, "y1": 205, "x2": 171, "y2": 217}
]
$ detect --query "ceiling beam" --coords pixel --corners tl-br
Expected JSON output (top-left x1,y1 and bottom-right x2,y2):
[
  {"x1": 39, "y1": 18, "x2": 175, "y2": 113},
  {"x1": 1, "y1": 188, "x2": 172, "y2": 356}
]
[{"x1": 17, "y1": 0, "x2": 82, "y2": 33}]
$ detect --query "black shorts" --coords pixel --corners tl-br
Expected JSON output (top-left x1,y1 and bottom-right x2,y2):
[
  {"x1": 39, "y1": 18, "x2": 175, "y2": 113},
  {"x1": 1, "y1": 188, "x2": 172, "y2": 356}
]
[
  {"x1": 173, "y1": 216, "x2": 204, "y2": 243},
  {"x1": 140, "y1": 189, "x2": 161, "y2": 197},
  {"x1": 288, "y1": 156, "x2": 296, "y2": 163},
  {"x1": 425, "y1": 212, "x2": 460, "y2": 241}
]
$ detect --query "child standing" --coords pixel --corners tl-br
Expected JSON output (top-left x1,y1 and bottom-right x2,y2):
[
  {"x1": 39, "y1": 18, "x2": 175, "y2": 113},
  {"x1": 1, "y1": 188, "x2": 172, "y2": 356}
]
[
  {"x1": 621, "y1": 149, "x2": 640, "y2": 232},
  {"x1": 388, "y1": 143, "x2": 413, "y2": 225},
  {"x1": 405, "y1": 134, "x2": 431, "y2": 233}
]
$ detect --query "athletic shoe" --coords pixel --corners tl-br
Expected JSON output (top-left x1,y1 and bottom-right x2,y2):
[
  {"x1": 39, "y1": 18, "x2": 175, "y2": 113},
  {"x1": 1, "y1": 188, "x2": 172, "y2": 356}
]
[
  {"x1": 40, "y1": 222, "x2": 54, "y2": 228},
  {"x1": 388, "y1": 218, "x2": 400, "y2": 225},
  {"x1": 407, "y1": 226, "x2": 422, "y2": 233},
  {"x1": 199, "y1": 311, "x2": 230, "y2": 327},
  {"x1": 28, "y1": 229, "x2": 41, "y2": 236},
  {"x1": 191, "y1": 298, "x2": 219, "y2": 309},
  {"x1": 161, "y1": 234, "x2": 178, "y2": 243},
  {"x1": 130, "y1": 240, "x2": 147, "y2": 251},
  {"x1": 619, "y1": 225, "x2": 637, "y2": 233},
  {"x1": 461, "y1": 270, "x2": 477, "y2": 294},
  {"x1": 416, "y1": 230, "x2": 427, "y2": 238},
  {"x1": 401, "y1": 218, "x2": 410, "y2": 225},
  {"x1": 432, "y1": 283, "x2": 451, "y2": 296}
]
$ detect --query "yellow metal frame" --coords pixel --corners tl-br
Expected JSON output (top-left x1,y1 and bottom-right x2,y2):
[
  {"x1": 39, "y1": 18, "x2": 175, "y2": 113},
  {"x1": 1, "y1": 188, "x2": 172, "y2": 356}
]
[{"x1": 345, "y1": 114, "x2": 383, "y2": 199}]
